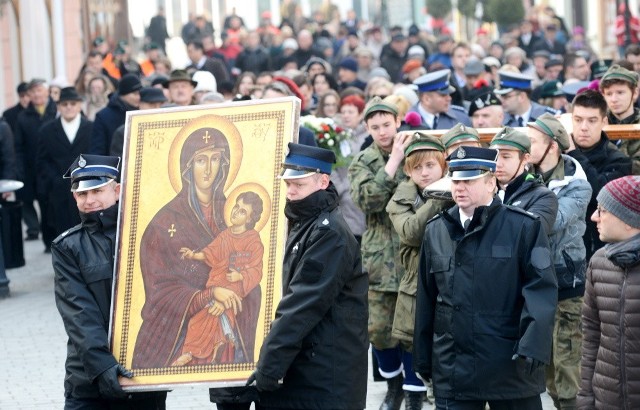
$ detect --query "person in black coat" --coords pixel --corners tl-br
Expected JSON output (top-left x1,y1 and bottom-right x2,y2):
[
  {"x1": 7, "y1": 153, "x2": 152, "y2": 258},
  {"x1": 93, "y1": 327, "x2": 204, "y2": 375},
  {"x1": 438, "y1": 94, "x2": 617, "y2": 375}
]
[
  {"x1": 37, "y1": 88, "x2": 93, "y2": 241},
  {"x1": 532, "y1": 25, "x2": 566, "y2": 57},
  {"x1": 489, "y1": 127, "x2": 558, "y2": 235},
  {"x1": 146, "y1": 6, "x2": 169, "y2": 53},
  {"x1": 247, "y1": 144, "x2": 367, "y2": 410},
  {"x1": 14, "y1": 79, "x2": 57, "y2": 243},
  {"x1": 234, "y1": 32, "x2": 271, "y2": 75},
  {"x1": 90, "y1": 74, "x2": 141, "y2": 155},
  {"x1": 414, "y1": 146, "x2": 557, "y2": 409},
  {"x1": 380, "y1": 34, "x2": 409, "y2": 83},
  {"x1": 565, "y1": 90, "x2": 632, "y2": 260},
  {"x1": 0, "y1": 119, "x2": 17, "y2": 184},
  {"x1": 53, "y1": 154, "x2": 166, "y2": 409},
  {"x1": 2, "y1": 82, "x2": 30, "y2": 134},
  {"x1": 186, "y1": 40, "x2": 230, "y2": 84}
]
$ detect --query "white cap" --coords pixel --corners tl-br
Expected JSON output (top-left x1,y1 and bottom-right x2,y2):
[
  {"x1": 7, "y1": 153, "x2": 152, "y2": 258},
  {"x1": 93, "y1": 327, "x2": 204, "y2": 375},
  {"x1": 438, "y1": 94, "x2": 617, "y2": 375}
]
[
  {"x1": 282, "y1": 38, "x2": 298, "y2": 50},
  {"x1": 408, "y1": 45, "x2": 425, "y2": 57},
  {"x1": 192, "y1": 71, "x2": 217, "y2": 93}
]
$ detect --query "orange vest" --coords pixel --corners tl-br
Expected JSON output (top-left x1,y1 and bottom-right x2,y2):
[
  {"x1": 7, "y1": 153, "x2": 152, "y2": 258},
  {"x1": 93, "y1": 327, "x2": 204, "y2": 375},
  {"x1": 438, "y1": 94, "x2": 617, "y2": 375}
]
[{"x1": 102, "y1": 53, "x2": 121, "y2": 80}]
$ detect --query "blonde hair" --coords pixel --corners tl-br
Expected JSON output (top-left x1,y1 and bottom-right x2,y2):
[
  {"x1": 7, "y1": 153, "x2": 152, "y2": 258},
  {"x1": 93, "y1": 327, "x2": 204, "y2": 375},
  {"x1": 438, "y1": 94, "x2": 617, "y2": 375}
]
[{"x1": 384, "y1": 95, "x2": 410, "y2": 120}]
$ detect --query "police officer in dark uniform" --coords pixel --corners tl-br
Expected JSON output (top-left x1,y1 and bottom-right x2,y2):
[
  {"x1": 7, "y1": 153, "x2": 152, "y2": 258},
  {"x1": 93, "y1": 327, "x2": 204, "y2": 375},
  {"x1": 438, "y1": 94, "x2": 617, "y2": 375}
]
[
  {"x1": 409, "y1": 69, "x2": 472, "y2": 130},
  {"x1": 247, "y1": 143, "x2": 368, "y2": 410},
  {"x1": 53, "y1": 154, "x2": 166, "y2": 410},
  {"x1": 495, "y1": 71, "x2": 558, "y2": 127},
  {"x1": 413, "y1": 147, "x2": 558, "y2": 410}
]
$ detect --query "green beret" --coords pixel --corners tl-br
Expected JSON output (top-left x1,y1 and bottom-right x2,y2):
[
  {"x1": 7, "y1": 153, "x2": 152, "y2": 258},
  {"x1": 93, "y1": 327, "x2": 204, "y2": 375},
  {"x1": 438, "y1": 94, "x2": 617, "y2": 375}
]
[
  {"x1": 440, "y1": 123, "x2": 480, "y2": 149},
  {"x1": 490, "y1": 127, "x2": 531, "y2": 153},
  {"x1": 363, "y1": 96, "x2": 398, "y2": 119},
  {"x1": 526, "y1": 113, "x2": 570, "y2": 150},
  {"x1": 404, "y1": 132, "x2": 445, "y2": 156},
  {"x1": 601, "y1": 64, "x2": 639, "y2": 86}
]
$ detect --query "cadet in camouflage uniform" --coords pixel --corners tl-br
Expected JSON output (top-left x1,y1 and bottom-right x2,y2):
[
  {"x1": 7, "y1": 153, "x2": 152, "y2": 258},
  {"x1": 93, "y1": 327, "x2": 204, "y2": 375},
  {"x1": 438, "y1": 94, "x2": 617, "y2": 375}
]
[
  {"x1": 599, "y1": 64, "x2": 640, "y2": 174},
  {"x1": 386, "y1": 133, "x2": 453, "y2": 409},
  {"x1": 527, "y1": 114, "x2": 592, "y2": 410},
  {"x1": 349, "y1": 97, "x2": 410, "y2": 410}
]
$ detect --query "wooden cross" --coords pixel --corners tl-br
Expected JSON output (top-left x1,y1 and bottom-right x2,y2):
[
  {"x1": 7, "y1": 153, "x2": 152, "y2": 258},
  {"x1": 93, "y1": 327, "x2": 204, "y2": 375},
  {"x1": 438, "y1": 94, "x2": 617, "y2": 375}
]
[
  {"x1": 202, "y1": 130, "x2": 210, "y2": 143},
  {"x1": 168, "y1": 224, "x2": 176, "y2": 237}
]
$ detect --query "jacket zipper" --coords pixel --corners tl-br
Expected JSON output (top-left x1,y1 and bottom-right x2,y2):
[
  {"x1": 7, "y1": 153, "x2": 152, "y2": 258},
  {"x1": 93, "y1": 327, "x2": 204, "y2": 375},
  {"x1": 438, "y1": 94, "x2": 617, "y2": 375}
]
[{"x1": 620, "y1": 267, "x2": 629, "y2": 410}]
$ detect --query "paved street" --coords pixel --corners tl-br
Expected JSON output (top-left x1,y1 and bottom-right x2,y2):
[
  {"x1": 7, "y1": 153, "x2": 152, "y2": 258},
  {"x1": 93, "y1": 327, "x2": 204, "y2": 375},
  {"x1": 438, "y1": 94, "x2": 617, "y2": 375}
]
[{"x1": 1, "y1": 236, "x2": 554, "y2": 409}]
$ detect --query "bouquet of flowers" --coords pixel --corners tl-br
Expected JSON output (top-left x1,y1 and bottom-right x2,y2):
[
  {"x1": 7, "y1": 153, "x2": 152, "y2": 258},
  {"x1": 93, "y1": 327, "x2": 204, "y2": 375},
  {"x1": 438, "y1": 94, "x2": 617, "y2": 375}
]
[{"x1": 300, "y1": 115, "x2": 353, "y2": 168}]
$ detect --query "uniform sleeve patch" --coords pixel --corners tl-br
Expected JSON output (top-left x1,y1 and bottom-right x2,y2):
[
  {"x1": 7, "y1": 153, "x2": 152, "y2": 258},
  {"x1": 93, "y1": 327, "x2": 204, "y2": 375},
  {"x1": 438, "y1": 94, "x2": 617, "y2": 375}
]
[{"x1": 531, "y1": 247, "x2": 551, "y2": 270}]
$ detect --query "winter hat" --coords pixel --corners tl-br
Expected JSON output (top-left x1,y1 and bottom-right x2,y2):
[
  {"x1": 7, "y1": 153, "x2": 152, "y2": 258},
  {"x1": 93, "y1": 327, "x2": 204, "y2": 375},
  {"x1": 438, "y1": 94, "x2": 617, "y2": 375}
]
[
  {"x1": 192, "y1": 70, "x2": 217, "y2": 93},
  {"x1": 118, "y1": 74, "x2": 142, "y2": 95},
  {"x1": 282, "y1": 38, "x2": 298, "y2": 50},
  {"x1": 597, "y1": 176, "x2": 640, "y2": 228},
  {"x1": 339, "y1": 57, "x2": 359, "y2": 73}
]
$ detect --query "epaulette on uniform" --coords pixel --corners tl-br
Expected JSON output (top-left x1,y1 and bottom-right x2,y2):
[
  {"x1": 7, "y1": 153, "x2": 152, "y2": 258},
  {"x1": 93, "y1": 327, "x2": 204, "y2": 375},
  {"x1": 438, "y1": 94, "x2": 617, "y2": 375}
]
[
  {"x1": 543, "y1": 106, "x2": 559, "y2": 115},
  {"x1": 426, "y1": 212, "x2": 443, "y2": 226},
  {"x1": 451, "y1": 104, "x2": 467, "y2": 113},
  {"x1": 52, "y1": 224, "x2": 83, "y2": 244},
  {"x1": 504, "y1": 205, "x2": 539, "y2": 220},
  {"x1": 316, "y1": 212, "x2": 333, "y2": 229}
]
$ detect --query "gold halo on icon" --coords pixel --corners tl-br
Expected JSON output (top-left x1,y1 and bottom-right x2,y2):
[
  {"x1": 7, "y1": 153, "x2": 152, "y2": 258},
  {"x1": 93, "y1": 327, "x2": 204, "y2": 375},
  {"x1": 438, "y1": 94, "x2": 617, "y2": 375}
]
[
  {"x1": 167, "y1": 115, "x2": 243, "y2": 193},
  {"x1": 223, "y1": 183, "x2": 272, "y2": 232}
]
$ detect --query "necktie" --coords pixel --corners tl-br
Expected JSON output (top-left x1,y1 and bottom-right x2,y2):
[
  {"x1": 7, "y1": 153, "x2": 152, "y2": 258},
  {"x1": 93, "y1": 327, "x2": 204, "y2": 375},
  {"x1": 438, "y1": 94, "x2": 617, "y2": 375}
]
[
  {"x1": 433, "y1": 115, "x2": 439, "y2": 130},
  {"x1": 517, "y1": 116, "x2": 524, "y2": 127},
  {"x1": 463, "y1": 219, "x2": 470, "y2": 230}
]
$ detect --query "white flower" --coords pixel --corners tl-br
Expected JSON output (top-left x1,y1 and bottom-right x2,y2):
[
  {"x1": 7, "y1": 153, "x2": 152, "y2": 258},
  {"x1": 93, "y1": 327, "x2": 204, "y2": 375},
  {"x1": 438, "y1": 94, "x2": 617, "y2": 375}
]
[
  {"x1": 324, "y1": 133, "x2": 330, "y2": 139},
  {"x1": 327, "y1": 139, "x2": 335, "y2": 146}
]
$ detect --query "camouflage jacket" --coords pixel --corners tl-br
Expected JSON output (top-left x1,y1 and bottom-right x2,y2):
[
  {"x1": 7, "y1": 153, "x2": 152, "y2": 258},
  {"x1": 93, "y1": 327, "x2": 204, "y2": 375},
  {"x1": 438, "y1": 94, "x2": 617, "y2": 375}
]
[
  {"x1": 348, "y1": 143, "x2": 405, "y2": 292},
  {"x1": 608, "y1": 108, "x2": 640, "y2": 174}
]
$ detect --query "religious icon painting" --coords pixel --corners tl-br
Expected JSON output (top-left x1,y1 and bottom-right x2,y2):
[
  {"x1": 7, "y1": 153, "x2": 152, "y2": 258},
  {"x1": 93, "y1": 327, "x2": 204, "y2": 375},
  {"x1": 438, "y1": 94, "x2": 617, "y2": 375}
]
[{"x1": 110, "y1": 97, "x2": 299, "y2": 390}]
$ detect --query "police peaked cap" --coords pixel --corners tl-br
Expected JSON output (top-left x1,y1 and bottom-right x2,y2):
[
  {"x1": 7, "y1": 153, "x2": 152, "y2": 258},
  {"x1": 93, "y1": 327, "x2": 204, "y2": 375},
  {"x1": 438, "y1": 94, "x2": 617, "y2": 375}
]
[
  {"x1": 64, "y1": 154, "x2": 121, "y2": 192},
  {"x1": 446, "y1": 146, "x2": 498, "y2": 180},
  {"x1": 281, "y1": 143, "x2": 336, "y2": 179}
]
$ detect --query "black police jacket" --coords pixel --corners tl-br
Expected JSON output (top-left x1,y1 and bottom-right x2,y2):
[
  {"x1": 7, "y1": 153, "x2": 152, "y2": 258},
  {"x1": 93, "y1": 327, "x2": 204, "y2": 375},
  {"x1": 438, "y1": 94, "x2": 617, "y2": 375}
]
[
  {"x1": 501, "y1": 172, "x2": 558, "y2": 236},
  {"x1": 413, "y1": 198, "x2": 558, "y2": 400},
  {"x1": 53, "y1": 204, "x2": 119, "y2": 398},
  {"x1": 257, "y1": 184, "x2": 368, "y2": 409}
]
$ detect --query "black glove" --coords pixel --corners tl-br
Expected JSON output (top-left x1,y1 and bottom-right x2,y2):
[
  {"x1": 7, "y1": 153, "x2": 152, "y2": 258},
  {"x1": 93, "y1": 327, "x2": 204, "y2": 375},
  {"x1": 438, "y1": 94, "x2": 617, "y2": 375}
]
[
  {"x1": 96, "y1": 364, "x2": 133, "y2": 399},
  {"x1": 512, "y1": 354, "x2": 544, "y2": 375},
  {"x1": 246, "y1": 370, "x2": 281, "y2": 392}
]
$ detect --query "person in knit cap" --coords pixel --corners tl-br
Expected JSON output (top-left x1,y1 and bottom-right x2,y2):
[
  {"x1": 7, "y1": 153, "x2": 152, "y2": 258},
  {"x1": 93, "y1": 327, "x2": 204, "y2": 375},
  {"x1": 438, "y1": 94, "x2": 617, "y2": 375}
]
[
  {"x1": 578, "y1": 176, "x2": 640, "y2": 409},
  {"x1": 338, "y1": 57, "x2": 366, "y2": 91}
]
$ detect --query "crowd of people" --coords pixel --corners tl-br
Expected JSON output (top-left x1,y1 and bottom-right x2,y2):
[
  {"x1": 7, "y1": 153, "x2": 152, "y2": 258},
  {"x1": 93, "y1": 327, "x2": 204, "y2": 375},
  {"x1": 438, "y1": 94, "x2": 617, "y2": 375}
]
[{"x1": 3, "y1": 2, "x2": 640, "y2": 410}]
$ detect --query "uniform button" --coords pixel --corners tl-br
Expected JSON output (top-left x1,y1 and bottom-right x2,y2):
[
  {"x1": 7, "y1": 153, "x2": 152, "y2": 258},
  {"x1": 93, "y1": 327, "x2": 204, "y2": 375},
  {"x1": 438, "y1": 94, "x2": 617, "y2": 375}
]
[
  {"x1": 454, "y1": 305, "x2": 460, "y2": 311},
  {"x1": 456, "y1": 262, "x2": 461, "y2": 266}
]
